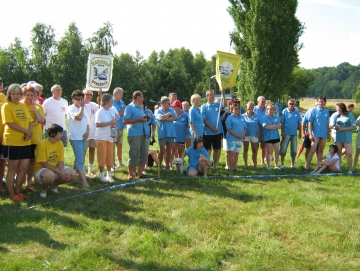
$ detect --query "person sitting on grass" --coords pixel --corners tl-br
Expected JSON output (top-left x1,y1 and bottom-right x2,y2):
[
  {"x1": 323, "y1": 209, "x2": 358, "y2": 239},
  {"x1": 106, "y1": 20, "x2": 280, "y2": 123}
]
[
  {"x1": 310, "y1": 144, "x2": 340, "y2": 175},
  {"x1": 182, "y1": 137, "x2": 212, "y2": 178},
  {"x1": 34, "y1": 124, "x2": 77, "y2": 198}
]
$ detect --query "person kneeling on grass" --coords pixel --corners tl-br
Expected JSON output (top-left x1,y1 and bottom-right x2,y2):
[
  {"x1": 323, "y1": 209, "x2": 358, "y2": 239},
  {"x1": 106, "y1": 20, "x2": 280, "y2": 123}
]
[
  {"x1": 34, "y1": 124, "x2": 77, "y2": 198},
  {"x1": 182, "y1": 137, "x2": 212, "y2": 178},
  {"x1": 310, "y1": 144, "x2": 340, "y2": 175}
]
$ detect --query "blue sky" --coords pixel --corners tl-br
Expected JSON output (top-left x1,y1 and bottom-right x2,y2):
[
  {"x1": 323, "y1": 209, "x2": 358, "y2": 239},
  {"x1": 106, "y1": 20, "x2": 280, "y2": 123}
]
[{"x1": 1, "y1": 0, "x2": 359, "y2": 69}]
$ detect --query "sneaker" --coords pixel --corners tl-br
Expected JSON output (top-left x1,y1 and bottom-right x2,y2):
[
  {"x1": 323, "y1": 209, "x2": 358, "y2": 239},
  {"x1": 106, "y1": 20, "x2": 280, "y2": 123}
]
[
  {"x1": 274, "y1": 167, "x2": 282, "y2": 170},
  {"x1": 225, "y1": 165, "x2": 229, "y2": 170},
  {"x1": 291, "y1": 165, "x2": 298, "y2": 169},
  {"x1": 267, "y1": 167, "x2": 272, "y2": 171},
  {"x1": 106, "y1": 176, "x2": 114, "y2": 183},
  {"x1": 12, "y1": 194, "x2": 24, "y2": 201},
  {"x1": 118, "y1": 161, "x2": 125, "y2": 167},
  {"x1": 100, "y1": 176, "x2": 107, "y2": 183},
  {"x1": 39, "y1": 191, "x2": 47, "y2": 199},
  {"x1": 203, "y1": 175, "x2": 208, "y2": 179},
  {"x1": 50, "y1": 187, "x2": 59, "y2": 194},
  {"x1": 348, "y1": 170, "x2": 353, "y2": 174},
  {"x1": 280, "y1": 165, "x2": 285, "y2": 169},
  {"x1": 304, "y1": 168, "x2": 310, "y2": 173},
  {"x1": 111, "y1": 167, "x2": 116, "y2": 172}
]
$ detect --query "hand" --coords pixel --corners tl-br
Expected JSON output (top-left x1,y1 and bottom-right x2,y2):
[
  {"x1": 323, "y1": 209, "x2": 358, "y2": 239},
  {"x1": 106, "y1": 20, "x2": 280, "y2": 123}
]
[
  {"x1": 211, "y1": 126, "x2": 218, "y2": 133},
  {"x1": 25, "y1": 130, "x2": 33, "y2": 137},
  {"x1": 309, "y1": 134, "x2": 314, "y2": 141},
  {"x1": 58, "y1": 170, "x2": 70, "y2": 180},
  {"x1": 83, "y1": 132, "x2": 89, "y2": 140},
  {"x1": 79, "y1": 97, "x2": 85, "y2": 107}
]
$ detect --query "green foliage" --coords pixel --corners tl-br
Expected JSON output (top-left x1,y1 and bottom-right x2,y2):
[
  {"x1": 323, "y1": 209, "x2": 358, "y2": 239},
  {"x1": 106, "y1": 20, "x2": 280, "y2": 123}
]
[
  {"x1": 52, "y1": 22, "x2": 88, "y2": 100},
  {"x1": 30, "y1": 23, "x2": 56, "y2": 93},
  {"x1": 87, "y1": 21, "x2": 118, "y2": 55},
  {"x1": 352, "y1": 83, "x2": 360, "y2": 103},
  {"x1": 308, "y1": 62, "x2": 360, "y2": 99},
  {"x1": 228, "y1": 0, "x2": 304, "y2": 102}
]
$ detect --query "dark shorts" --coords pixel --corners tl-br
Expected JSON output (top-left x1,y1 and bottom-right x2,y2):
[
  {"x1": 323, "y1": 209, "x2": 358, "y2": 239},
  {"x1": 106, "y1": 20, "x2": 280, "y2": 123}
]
[
  {"x1": 304, "y1": 135, "x2": 311, "y2": 148},
  {"x1": 203, "y1": 134, "x2": 222, "y2": 150},
  {"x1": 264, "y1": 138, "x2": 280, "y2": 144},
  {"x1": 30, "y1": 144, "x2": 37, "y2": 159},
  {"x1": 2, "y1": 145, "x2": 32, "y2": 160}
]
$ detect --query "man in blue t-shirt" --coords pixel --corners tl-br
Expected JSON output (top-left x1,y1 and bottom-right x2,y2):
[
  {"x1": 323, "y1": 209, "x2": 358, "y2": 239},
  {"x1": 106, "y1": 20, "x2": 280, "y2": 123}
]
[
  {"x1": 112, "y1": 87, "x2": 126, "y2": 167},
  {"x1": 254, "y1": 96, "x2": 267, "y2": 165},
  {"x1": 280, "y1": 99, "x2": 302, "y2": 168},
  {"x1": 201, "y1": 89, "x2": 227, "y2": 170},
  {"x1": 305, "y1": 96, "x2": 330, "y2": 171}
]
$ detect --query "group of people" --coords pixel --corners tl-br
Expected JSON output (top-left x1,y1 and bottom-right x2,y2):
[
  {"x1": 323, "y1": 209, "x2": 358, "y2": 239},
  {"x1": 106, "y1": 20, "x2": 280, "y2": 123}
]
[{"x1": 0, "y1": 76, "x2": 358, "y2": 201}]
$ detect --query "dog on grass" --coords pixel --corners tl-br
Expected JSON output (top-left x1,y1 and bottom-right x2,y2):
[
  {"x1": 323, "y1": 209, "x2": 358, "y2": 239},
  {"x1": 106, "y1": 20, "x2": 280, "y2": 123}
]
[{"x1": 172, "y1": 158, "x2": 188, "y2": 174}]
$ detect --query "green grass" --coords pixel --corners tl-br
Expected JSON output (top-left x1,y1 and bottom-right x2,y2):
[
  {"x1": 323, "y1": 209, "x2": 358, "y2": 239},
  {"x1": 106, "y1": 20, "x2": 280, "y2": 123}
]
[{"x1": 1, "y1": 130, "x2": 360, "y2": 270}]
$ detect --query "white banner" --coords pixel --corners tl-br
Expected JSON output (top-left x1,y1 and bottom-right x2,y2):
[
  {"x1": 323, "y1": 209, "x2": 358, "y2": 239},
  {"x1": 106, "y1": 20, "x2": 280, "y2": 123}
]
[{"x1": 86, "y1": 54, "x2": 114, "y2": 92}]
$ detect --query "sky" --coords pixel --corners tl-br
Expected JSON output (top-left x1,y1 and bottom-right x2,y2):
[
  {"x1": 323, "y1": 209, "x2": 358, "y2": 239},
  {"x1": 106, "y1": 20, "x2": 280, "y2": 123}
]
[{"x1": 1, "y1": 0, "x2": 360, "y2": 69}]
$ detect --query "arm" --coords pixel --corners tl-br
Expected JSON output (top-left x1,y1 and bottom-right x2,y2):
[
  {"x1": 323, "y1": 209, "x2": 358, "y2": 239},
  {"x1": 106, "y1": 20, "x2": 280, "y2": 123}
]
[
  {"x1": 31, "y1": 103, "x2": 46, "y2": 124},
  {"x1": 280, "y1": 122, "x2": 285, "y2": 137},
  {"x1": 74, "y1": 99, "x2": 86, "y2": 121},
  {"x1": 189, "y1": 122, "x2": 198, "y2": 138},
  {"x1": 40, "y1": 161, "x2": 70, "y2": 180}
]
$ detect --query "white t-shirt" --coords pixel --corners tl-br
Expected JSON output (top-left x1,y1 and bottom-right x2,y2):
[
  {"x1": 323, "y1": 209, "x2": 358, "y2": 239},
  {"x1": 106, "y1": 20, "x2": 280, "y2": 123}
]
[
  {"x1": 94, "y1": 107, "x2": 119, "y2": 143},
  {"x1": 325, "y1": 153, "x2": 340, "y2": 169},
  {"x1": 43, "y1": 97, "x2": 68, "y2": 129},
  {"x1": 66, "y1": 104, "x2": 88, "y2": 140},
  {"x1": 84, "y1": 102, "x2": 99, "y2": 140}
]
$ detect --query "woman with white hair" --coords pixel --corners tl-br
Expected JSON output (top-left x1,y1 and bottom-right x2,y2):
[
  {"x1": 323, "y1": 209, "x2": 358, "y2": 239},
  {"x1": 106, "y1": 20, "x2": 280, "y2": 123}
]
[{"x1": 188, "y1": 94, "x2": 204, "y2": 145}]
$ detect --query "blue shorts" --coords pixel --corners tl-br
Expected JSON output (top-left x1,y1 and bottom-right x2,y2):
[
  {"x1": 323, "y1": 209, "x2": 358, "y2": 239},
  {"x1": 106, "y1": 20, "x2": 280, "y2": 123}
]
[{"x1": 69, "y1": 140, "x2": 87, "y2": 170}]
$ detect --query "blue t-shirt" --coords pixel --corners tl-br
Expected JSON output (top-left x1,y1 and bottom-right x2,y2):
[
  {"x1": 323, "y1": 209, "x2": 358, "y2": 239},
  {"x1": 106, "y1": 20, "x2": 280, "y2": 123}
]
[
  {"x1": 112, "y1": 99, "x2": 126, "y2": 130},
  {"x1": 173, "y1": 111, "x2": 189, "y2": 143},
  {"x1": 242, "y1": 112, "x2": 261, "y2": 137},
  {"x1": 333, "y1": 113, "x2": 356, "y2": 143},
  {"x1": 189, "y1": 105, "x2": 204, "y2": 137},
  {"x1": 309, "y1": 107, "x2": 330, "y2": 138},
  {"x1": 261, "y1": 114, "x2": 280, "y2": 142},
  {"x1": 356, "y1": 116, "x2": 360, "y2": 133},
  {"x1": 124, "y1": 102, "x2": 147, "y2": 137},
  {"x1": 155, "y1": 108, "x2": 177, "y2": 140},
  {"x1": 226, "y1": 114, "x2": 247, "y2": 142},
  {"x1": 302, "y1": 108, "x2": 314, "y2": 133},
  {"x1": 184, "y1": 146, "x2": 211, "y2": 169},
  {"x1": 280, "y1": 108, "x2": 302, "y2": 136},
  {"x1": 254, "y1": 106, "x2": 266, "y2": 135},
  {"x1": 201, "y1": 102, "x2": 223, "y2": 136}
]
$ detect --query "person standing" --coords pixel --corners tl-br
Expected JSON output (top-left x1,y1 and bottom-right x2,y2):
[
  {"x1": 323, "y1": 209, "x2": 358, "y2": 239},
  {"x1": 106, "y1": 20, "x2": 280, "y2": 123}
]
[
  {"x1": 155, "y1": 96, "x2": 178, "y2": 170},
  {"x1": 305, "y1": 96, "x2": 330, "y2": 171},
  {"x1": 124, "y1": 91, "x2": 151, "y2": 180},
  {"x1": 1, "y1": 84, "x2": 33, "y2": 200},
  {"x1": 189, "y1": 94, "x2": 204, "y2": 145},
  {"x1": 330, "y1": 102, "x2": 356, "y2": 173},
  {"x1": 226, "y1": 102, "x2": 247, "y2": 173},
  {"x1": 242, "y1": 101, "x2": 261, "y2": 167},
  {"x1": 279, "y1": 99, "x2": 302, "y2": 168},
  {"x1": 172, "y1": 100, "x2": 189, "y2": 159},
  {"x1": 201, "y1": 89, "x2": 227, "y2": 170},
  {"x1": 353, "y1": 116, "x2": 360, "y2": 172},
  {"x1": 112, "y1": 87, "x2": 126, "y2": 167},
  {"x1": 42, "y1": 84, "x2": 68, "y2": 147},
  {"x1": 67, "y1": 90, "x2": 90, "y2": 187},
  {"x1": 254, "y1": 96, "x2": 267, "y2": 165},
  {"x1": 262, "y1": 104, "x2": 281, "y2": 170},
  {"x1": 94, "y1": 93, "x2": 119, "y2": 183},
  {"x1": 83, "y1": 88, "x2": 99, "y2": 177}
]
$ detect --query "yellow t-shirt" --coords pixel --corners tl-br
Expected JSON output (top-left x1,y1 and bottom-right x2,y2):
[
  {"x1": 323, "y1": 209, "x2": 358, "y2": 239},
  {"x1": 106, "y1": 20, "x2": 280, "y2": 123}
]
[
  {"x1": 1, "y1": 102, "x2": 31, "y2": 146},
  {"x1": 34, "y1": 138, "x2": 64, "y2": 174},
  {"x1": 0, "y1": 102, "x2": 4, "y2": 139},
  {"x1": 0, "y1": 93, "x2": 6, "y2": 104},
  {"x1": 25, "y1": 103, "x2": 45, "y2": 144}
]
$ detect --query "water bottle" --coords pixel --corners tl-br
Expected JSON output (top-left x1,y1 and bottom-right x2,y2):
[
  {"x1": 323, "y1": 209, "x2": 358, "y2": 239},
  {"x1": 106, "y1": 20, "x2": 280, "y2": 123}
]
[{"x1": 111, "y1": 126, "x2": 116, "y2": 138}]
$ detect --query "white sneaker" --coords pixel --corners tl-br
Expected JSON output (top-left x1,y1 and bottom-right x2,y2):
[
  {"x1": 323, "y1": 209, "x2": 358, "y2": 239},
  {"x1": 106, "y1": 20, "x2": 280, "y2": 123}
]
[
  {"x1": 100, "y1": 176, "x2": 107, "y2": 183},
  {"x1": 291, "y1": 165, "x2": 298, "y2": 169},
  {"x1": 225, "y1": 165, "x2": 229, "y2": 170},
  {"x1": 280, "y1": 165, "x2": 285, "y2": 169},
  {"x1": 106, "y1": 176, "x2": 114, "y2": 183}
]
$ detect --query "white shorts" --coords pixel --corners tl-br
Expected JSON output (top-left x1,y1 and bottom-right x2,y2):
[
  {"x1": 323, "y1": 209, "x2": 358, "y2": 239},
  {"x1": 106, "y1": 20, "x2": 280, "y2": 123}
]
[
  {"x1": 227, "y1": 141, "x2": 243, "y2": 153},
  {"x1": 35, "y1": 166, "x2": 70, "y2": 182},
  {"x1": 244, "y1": 136, "x2": 259, "y2": 143}
]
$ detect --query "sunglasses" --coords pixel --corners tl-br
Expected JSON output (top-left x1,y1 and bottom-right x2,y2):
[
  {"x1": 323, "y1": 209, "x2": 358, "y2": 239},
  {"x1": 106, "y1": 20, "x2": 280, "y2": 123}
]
[
  {"x1": 74, "y1": 97, "x2": 83, "y2": 101},
  {"x1": 85, "y1": 94, "x2": 93, "y2": 96},
  {"x1": 289, "y1": 103, "x2": 294, "y2": 105}
]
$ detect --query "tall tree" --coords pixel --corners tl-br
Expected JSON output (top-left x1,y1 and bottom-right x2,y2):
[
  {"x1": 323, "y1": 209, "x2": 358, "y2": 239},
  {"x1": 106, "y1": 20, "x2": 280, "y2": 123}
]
[
  {"x1": 30, "y1": 23, "x2": 56, "y2": 92},
  {"x1": 52, "y1": 22, "x2": 88, "y2": 100},
  {"x1": 87, "y1": 22, "x2": 118, "y2": 55},
  {"x1": 228, "y1": 0, "x2": 304, "y2": 102}
]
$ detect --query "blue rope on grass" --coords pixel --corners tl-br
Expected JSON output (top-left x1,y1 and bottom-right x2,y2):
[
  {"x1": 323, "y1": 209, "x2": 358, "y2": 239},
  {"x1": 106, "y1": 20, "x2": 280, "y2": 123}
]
[
  {"x1": 12, "y1": 177, "x2": 158, "y2": 214},
  {"x1": 12, "y1": 171, "x2": 358, "y2": 213}
]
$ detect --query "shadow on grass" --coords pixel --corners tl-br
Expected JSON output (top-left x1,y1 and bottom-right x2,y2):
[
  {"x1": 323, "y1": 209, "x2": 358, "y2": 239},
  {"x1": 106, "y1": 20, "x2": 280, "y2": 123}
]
[{"x1": 0, "y1": 209, "x2": 76, "y2": 251}]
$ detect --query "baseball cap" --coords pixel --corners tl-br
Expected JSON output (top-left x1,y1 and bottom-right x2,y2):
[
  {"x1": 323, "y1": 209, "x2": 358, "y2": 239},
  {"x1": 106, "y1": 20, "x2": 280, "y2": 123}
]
[{"x1": 171, "y1": 100, "x2": 182, "y2": 107}]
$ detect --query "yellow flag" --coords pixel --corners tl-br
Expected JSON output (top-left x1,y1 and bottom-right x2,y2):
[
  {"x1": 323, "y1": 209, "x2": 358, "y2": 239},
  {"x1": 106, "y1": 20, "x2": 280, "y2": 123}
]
[{"x1": 216, "y1": 51, "x2": 242, "y2": 90}]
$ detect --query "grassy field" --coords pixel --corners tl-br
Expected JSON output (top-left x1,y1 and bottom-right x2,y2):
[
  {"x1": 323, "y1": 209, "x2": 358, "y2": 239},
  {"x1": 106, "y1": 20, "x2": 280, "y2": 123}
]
[
  {"x1": 298, "y1": 98, "x2": 357, "y2": 112},
  {"x1": 1, "y1": 107, "x2": 360, "y2": 270}
]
